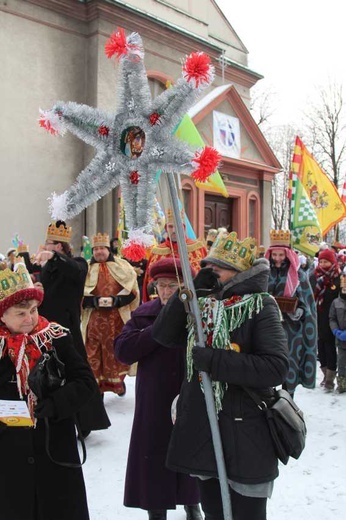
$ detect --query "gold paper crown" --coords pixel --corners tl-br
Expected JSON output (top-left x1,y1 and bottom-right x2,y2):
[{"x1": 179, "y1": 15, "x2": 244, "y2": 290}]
[
  {"x1": 17, "y1": 244, "x2": 29, "y2": 253},
  {"x1": 270, "y1": 229, "x2": 291, "y2": 247},
  {"x1": 207, "y1": 232, "x2": 257, "y2": 272},
  {"x1": 46, "y1": 221, "x2": 72, "y2": 244},
  {"x1": 0, "y1": 264, "x2": 34, "y2": 301},
  {"x1": 91, "y1": 233, "x2": 110, "y2": 248},
  {"x1": 165, "y1": 207, "x2": 185, "y2": 226}
]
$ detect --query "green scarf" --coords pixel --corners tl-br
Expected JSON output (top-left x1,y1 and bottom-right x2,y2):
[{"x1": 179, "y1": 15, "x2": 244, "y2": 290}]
[{"x1": 187, "y1": 292, "x2": 269, "y2": 413}]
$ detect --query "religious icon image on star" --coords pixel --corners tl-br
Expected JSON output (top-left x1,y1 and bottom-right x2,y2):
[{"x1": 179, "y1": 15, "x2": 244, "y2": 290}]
[{"x1": 121, "y1": 126, "x2": 146, "y2": 159}]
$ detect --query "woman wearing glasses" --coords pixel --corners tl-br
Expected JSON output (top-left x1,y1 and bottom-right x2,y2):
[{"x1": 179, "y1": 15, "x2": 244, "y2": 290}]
[{"x1": 114, "y1": 258, "x2": 202, "y2": 520}]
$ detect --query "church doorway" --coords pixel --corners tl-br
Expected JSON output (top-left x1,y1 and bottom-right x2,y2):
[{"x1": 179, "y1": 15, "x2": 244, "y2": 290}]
[{"x1": 204, "y1": 195, "x2": 232, "y2": 237}]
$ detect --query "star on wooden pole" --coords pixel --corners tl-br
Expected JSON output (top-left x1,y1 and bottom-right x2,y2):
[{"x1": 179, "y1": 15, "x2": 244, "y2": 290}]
[{"x1": 39, "y1": 28, "x2": 220, "y2": 259}]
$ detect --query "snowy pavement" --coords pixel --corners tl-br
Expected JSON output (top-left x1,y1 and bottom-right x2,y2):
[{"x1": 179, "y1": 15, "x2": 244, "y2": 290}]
[{"x1": 83, "y1": 374, "x2": 346, "y2": 520}]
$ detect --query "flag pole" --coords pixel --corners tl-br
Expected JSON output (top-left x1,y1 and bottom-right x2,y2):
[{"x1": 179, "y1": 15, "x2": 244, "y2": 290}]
[{"x1": 164, "y1": 171, "x2": 233, "y2": 520}]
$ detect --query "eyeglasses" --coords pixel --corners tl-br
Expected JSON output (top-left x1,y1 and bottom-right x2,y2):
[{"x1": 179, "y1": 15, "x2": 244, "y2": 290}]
[{"x1": 156, "y1": 282, "x2": 180, "y2": 291}]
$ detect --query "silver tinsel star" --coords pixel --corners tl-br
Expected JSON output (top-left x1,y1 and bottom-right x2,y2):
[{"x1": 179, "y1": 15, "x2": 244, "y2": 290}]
[{"x1": 39, "y1": 28, "x2": 219, "y2": 252}]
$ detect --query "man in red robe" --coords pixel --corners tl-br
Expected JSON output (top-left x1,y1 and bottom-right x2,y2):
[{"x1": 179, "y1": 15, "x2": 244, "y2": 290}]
[{"x1": 142, "y1": 210, "x2": 207, "y2": 302}]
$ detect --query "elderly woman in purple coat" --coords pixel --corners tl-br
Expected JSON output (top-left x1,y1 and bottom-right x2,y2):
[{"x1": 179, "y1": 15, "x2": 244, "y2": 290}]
[{"x1": 114, "y1": 258, "x2": 202, "y2": 520}]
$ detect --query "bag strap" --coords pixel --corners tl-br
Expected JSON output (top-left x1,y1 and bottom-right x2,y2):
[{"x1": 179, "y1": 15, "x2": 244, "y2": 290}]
[
  {"x1": 44, "y1": 416, "x2": 87, "y2": 468},
  {"x1": 242, "y1": 386, "x2": 270, "y2": 411}
]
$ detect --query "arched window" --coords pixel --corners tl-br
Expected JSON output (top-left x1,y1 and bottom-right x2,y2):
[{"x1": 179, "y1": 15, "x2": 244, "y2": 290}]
[{"x1": 148, "y1": 77, "x2": 166, "y2": 98}]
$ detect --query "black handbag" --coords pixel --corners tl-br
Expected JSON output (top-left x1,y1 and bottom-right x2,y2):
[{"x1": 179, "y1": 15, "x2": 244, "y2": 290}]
[
  {"x1": 28, "y1": 347, "x2": 66, "y2": 401},
  {"x1": 244, "y1": 387, "x2": 307, "y2": 465},
  {"x1": 28, "y1": 347, "x2": 86, "y2": 468}
]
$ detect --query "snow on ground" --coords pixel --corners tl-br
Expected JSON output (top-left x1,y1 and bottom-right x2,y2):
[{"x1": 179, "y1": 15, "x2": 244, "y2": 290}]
[{"x1": 83, "y1": 372, "x2": 346, "y2": 520}]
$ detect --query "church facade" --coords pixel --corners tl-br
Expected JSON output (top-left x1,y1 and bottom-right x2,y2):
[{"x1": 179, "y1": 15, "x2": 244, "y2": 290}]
[{"x1": 0, "y1": 0, "x2": 281, "y2": 253}]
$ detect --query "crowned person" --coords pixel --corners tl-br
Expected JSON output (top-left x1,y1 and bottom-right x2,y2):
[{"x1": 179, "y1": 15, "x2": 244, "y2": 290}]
[
  {"x1": 151, "y1": 232, "x2": 288, "y2": 520},
  {"x1": 142, "y1": 207, "x2": 207, "y2": 302},
  {"x1": 0, "y1": 260, "x2": 96, "y2": 520},
  {"x1": 265, "y1": 230, "x2": 317, "y2": 396},
  {"x1": 34, "y1": 220, "x2": 110, "y2": 437},
  {"x1": 81, "y1": 232, "x2": 139, "y2": 396}
]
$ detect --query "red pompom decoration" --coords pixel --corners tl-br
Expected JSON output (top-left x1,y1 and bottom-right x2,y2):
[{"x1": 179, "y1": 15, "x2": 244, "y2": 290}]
[
  {"x1": 98, "y1": 125, "x2": 109, "y2": 136},
  {"x1": 105, "y1": 28, "x2": 128, "y2": 59},
  {"x1": 149, "y1": 112, "x2": 161, "y2": 125},
  {"x1": 122, "y1": 243, "x2": 146, "y2": 262},
  {"x1": 191, "y1": 146, "x2": 221, "y2": 182},
  {"x1": 38, "y1": 116, "x2": 58, "y2": 136},
  {"x1": 129, "y1": 171, "x2": 140, "y2": 185},
  {"x1": 183, "y1": 52, "x2": 214, "y2": 88}
]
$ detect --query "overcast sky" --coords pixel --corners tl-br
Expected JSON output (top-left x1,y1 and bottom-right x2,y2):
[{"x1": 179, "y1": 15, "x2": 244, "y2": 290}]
[{"x1": 215, "y1": 0, "x2": 345, "y2": 125}]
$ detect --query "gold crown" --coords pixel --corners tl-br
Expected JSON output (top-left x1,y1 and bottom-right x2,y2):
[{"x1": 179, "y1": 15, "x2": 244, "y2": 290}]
[
  {"x1": 0, "y1": 264, "x2": 34, "y2": 301},
  {"x1": 91, "y1": 233, "x2": 110, "y2": 248},
  {"x1": 46, "y1": 221, "x2": 72, "y2": 243},
  {"x1": 270, "y1": 229, "x2": 291, "y2": 247},
  {"x1": 165, "y1": 208, "x2": 185, "y2": 226},
  {"x1": 17, "y1": 244, "x2": 29, "y2": 253},
  {"x1": 207, "y1": 232, "x2": 257, "y2": 272}
]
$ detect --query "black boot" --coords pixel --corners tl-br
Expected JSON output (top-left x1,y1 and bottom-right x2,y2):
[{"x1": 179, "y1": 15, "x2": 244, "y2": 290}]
[
  {"x1": 184, "y1": 504, "x2": 203, "y2": 520},
  {"x1": 148, "y1": 510, "x2": 167, "y2": 520}
]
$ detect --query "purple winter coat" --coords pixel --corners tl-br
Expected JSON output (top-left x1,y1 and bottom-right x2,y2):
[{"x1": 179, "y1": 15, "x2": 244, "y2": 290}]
[{"x1": 114, "y1": 297, "x2": 200, "y2": 510}]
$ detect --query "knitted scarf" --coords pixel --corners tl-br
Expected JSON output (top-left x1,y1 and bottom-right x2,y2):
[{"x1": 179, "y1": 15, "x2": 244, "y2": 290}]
[
  {"x1": 187, "y1": 292, "x2": 268, "y2": 413},
  {"x1": 314, "y1": 263, "x2": 340, "y2": 309},
  {"x1": 0, "y1": 316, "x2": 68, "y2": 421}
]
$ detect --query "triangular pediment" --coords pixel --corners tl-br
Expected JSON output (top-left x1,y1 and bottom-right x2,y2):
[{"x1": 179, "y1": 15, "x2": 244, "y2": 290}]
[{"x1": 188, "y1": 84, "x2": 282, "y2": 173}]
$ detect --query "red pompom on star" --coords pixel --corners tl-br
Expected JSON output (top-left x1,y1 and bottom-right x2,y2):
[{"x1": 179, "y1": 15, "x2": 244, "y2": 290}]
[
  {"x1": 38, "y1": 115, "x2": 58, "y2": 136},
  {"x1": 191, "y1": 146, "x2": 221, "y2": 182},
  {"x1": 98, "y1": 125, "x2": 109, "y2": 136},
  {"x1": 129, "y1": 171, "x2": 140, "y2": 185},
  {"x1": 105, "y1": 28, "x2": 129, "y2": 59},
  {"x1": 121, "y1": 243, "x2": 146, "y2": 262},
  {"x1": 149, "y1": 112, "x2": 161, "y2": 126},
  {"x1": 183, "y1": 52, "x2": 214, "y2": 88}
]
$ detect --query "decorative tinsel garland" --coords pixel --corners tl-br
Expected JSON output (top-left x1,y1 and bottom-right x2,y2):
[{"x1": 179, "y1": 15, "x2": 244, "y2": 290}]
[{"x1": 187, "y1": 293, "x2": 269, "y2": 413}]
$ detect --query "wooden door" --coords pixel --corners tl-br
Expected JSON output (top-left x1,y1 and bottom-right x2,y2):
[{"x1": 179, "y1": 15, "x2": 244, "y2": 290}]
[{"x1": 204, "y1": 195, "x2": 232, "y2": 235}]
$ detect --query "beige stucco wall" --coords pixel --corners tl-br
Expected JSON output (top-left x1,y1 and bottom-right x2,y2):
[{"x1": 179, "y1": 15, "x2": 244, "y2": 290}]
[
  {"x1": 0, "y1": 0, "x2": 260, "y2": 255},
  {"x1": 0, "y1": 0, "x2": 88, "y2": 253}
]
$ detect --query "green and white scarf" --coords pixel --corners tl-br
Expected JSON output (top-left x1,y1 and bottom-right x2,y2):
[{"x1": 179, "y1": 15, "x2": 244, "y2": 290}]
[{"x1": 187, "y1": 292, "x2": 269, "y2": 413}]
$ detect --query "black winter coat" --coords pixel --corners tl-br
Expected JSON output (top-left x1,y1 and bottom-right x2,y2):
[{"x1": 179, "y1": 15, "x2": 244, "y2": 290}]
[
  {"x1": 314, "y1": 273, "x2": 341, "y2": 342},
  {"x1": 0, "y1": 333, "x2": 97, "y2": 520},
  {"x1": 39, "y1": 253, "x2": 87, "y2": 355},
  {"x1": 39, "y1": 252, "x2": 110, "y2": 432},
  {"x1": 152, "y1": 260, "x2": 288, "y2": 485},
  {"x1": 115, "y1": 298, "x2": 200, "y2": 510}
]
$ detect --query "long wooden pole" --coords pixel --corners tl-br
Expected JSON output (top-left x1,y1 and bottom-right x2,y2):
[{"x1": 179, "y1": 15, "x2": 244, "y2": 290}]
[{"x1": 165, "y1": 172, "x2": 233, "y2": 520}]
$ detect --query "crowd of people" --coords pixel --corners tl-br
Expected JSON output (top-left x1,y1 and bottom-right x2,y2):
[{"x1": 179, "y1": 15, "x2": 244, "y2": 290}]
[{"x1": 1, "y1": 221, "x2": 346, "y2": 520}]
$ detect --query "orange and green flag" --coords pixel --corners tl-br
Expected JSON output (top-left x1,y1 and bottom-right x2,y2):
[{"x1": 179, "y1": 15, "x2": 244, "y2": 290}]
[
  {"x1": 175, "y1": 114, "x2": 228, "y2": 197},
  {"x1": 291, "y1": 136, "x2": 346, "y2": 235}
]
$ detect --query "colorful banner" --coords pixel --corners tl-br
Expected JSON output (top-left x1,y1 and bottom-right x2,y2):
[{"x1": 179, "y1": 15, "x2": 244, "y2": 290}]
[
  {"x1": 175, "y1": 114, "x2": 228, "y2": 197},
  {"x1": 291, "y1": 136, "x2": 346, "y2": 235},
  {"x1": 289, "y1": 170, "x2": 322, "y2": 256},
  {"x1": 212, "y1": 110, "x2": 240, "y2": 159}
]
